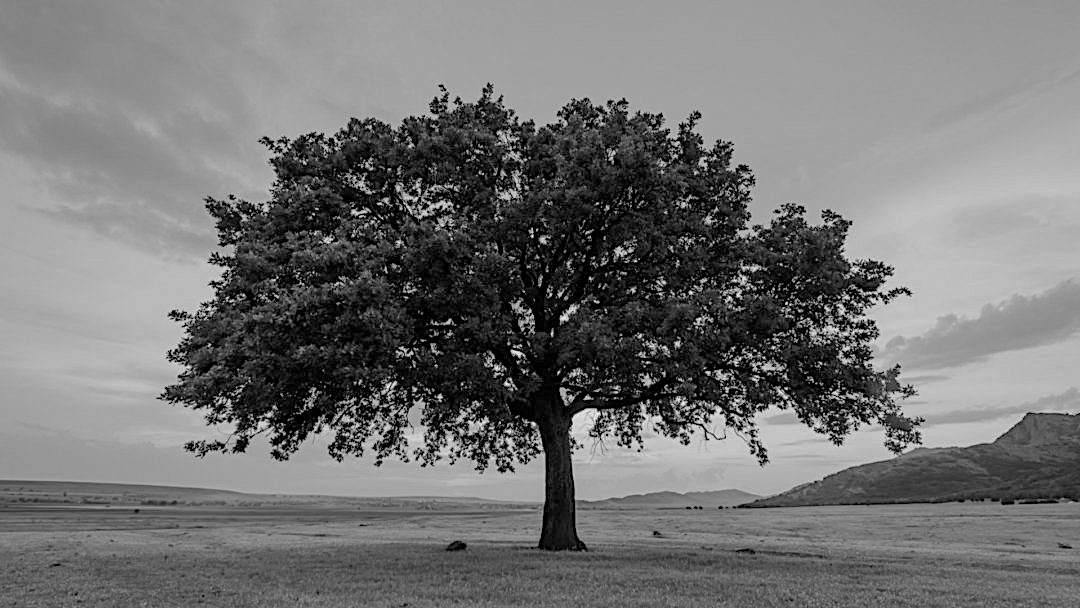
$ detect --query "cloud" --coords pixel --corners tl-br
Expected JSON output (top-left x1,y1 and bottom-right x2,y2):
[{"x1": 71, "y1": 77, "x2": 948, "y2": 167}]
[
  {"x1": 763, "y1": 413, "x2": 798, "y2": 426},
  {"x1": 901, "y1": 375, "x2": 949, "y2": 385},
  {"x1": 882, "y1": 279, "x2": 1080, "y2": 370},
  {"x1": 920, "y1": 64, "x2": 1080, "y2": 137},
  {"x1": 922, "y1": 387, "x2": 1080, "y2": 428},
  {"x1": 852, "y1": 62, "x2": 1080, "y2": 171},
  {"x1": 764, "y1": 401, "x2": 927, "y2": 429},
  {"x1": 777, "y1": 438, "x2": 830, "y2": 448},
  {"x1": 0, "y1": 1, "x2": 270, "y2": 259},
  {"x1": 948, "y1": 198, "x2": 1046, "y2": 243},
  {"x1": 0, "y1": 288, "x2": 153, "y2": 347},
  {"x1": 60, "y1": 359, "x2": 181, "y2": 405},
  {"x1": 943, "y1": 196, "x2": 1080, "y2": 266}
]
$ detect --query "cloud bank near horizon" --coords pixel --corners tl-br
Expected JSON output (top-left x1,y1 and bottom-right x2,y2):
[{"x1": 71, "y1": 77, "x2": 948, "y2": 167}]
[
  {"x1": 921, "y1": 387, "x2": 1080, "y2": 429},
  {"x1": 882, "y1": 279, "x2": 1080, "y2": 370}
]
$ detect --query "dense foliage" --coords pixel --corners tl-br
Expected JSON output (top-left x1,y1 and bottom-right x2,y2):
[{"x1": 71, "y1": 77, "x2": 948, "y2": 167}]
[{"x1": 163, "y1": 86, "x2": 920, "y2": 549}]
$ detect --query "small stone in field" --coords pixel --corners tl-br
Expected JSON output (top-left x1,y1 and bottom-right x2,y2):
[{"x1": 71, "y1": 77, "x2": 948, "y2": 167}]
[{"x1": 445, "y1": 540, "x2": 467, "y2": 551}]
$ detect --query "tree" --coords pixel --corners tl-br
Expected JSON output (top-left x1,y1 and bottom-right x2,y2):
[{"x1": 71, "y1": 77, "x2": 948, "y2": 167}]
[{"x1": 162, "y1": 85, "x2": 921, "y2": 551}]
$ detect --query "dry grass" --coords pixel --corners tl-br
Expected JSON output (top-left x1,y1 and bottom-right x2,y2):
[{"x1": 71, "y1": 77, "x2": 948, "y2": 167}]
[{"x1": 2, "y1": 501, "x2": 1078, "y2": 607}]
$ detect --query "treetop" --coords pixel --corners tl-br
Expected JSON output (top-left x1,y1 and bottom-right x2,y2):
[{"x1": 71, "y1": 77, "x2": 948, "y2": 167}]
[{"x1": 163, "y1": 85, "x2": 920, "y2": 474}]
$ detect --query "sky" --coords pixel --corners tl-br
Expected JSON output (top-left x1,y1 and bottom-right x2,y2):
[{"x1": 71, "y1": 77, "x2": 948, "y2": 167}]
[{"x1": 2, "y1": 1, "x2": 1079, "y2": 501}]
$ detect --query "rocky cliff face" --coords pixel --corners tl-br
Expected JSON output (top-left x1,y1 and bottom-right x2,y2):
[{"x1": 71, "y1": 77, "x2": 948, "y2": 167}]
[
  {"x1": 994, "y1": 412, "x2": 1080, "y2": 447},
  {"x1": 743, "y1": 412, "x2": 1080, "y2": 507}
]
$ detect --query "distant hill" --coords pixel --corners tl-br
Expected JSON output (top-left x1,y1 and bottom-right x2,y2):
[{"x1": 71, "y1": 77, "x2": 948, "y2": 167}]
[
  {"x1": 0, "y1": 480, "x2": 245, "y2": 504},
  {"x1": 0, "y1": 481, "x2": 533, "y2": 509},
  {"x1": 584, "y1": 488, "x2": 760, "y2": 508},
  {"x1": 744, "y1": 412, "x2": 1080, "y2": 507}
]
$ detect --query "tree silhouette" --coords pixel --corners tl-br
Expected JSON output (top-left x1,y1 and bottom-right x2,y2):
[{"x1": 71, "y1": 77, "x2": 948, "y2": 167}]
[{"x1": 163, "y1": 85, "x2": 920, "y2": 550}]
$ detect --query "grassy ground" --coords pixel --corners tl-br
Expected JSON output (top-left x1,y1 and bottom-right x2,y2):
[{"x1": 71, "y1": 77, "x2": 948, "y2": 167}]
[{"x1": 2, "y1": 502, "x2": 1077, "y2": 607}]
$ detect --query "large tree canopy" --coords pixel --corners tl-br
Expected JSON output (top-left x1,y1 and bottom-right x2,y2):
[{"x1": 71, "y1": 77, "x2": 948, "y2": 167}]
[{"x1": 163, "y1": 85, "x2": 920, "y2": 550}]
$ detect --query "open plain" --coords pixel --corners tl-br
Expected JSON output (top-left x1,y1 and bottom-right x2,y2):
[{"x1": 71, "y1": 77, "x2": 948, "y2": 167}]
[{"x1": 1, "y1": 488, "x2": 1078, "y2": 607}]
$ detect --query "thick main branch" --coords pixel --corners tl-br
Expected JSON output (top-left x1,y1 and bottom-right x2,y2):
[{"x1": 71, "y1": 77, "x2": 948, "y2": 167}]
[{"x1": 566, "y1": 375, "x2": 676, "y2": 416}]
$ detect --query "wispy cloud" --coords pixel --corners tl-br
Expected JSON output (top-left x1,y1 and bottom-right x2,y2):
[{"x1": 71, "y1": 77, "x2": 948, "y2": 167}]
[
  {"x1": 922, "y1": 388, "x2": 1080, "y2": 428},
  {"x1": 57, "y1": 360, "x2": 180, "y2": 405},
  {"x1": 764, "y1": 401, "x2": 927, "y2": 428},
  {"x1": 921, "y1": 64, "x2": 1080, "y2": 137},
  {"x1": 852, "y1": 62, "x2": 1080, "y2": 170},
  {"x1": 777, "y1": 437, "x2": 829, "y2": 447},
  {"x1": 763, "y1": 413, "x2": 798, "y2": 426},
  {"x1": 0, "y1": 1, "x2": 270, "y2": 259},
  {"x1": 902, "y1": 375, "x2": 949, "y2": 385},
  {"x1": 944, "y1": 196, "x2": 1080, "y2": 262},
  {"x1": 882, "y1": 279, "x2": 1080, "y2": 370}
]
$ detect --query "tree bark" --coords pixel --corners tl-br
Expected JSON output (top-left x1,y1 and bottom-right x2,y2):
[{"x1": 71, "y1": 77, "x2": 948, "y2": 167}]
[{"x1": 536, "y1": 410, "x2": 587, "y2": 551}]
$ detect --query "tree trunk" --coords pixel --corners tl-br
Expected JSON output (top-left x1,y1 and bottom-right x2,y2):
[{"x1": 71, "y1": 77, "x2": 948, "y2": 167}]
[{"x1": 536, "y1": 411, "x2": 587, "y2": 551}]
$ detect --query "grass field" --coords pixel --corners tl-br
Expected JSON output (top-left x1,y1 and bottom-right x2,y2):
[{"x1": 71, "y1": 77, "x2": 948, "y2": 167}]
[{"x1": 2, "y1": 488, "x2": 1078, "y2": 607}]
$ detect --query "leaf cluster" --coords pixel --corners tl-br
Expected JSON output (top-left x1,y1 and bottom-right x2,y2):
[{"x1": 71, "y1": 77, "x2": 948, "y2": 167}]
[{"x1": 163, "y1": 85, "x2": 920, "y2": 470}]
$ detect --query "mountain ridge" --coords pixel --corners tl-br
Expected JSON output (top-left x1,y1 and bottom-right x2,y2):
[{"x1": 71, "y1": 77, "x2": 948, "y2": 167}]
[
  {"x1": 584, "y1": 488, "x2": 760, "y2": 508},
  {"x1": 744, "y1": 412, "x2": 1080, "y2": 507}
]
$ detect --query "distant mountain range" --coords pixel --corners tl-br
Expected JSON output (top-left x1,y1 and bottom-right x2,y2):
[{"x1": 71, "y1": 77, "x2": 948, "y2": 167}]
[
  {"x1": 745, "y1": 412, "x2": 1080, "y2": 507},
  {"x1": 583, "y1": 488, "x2": 760, "y2": 508},
  {"x1": 17, "y1": 412, "x2": 1076, "y2": 511},
  {"x1": 1, "y1": 480, "x2": 765, "y2": 509},
  {"x1": 0, "y1": 481, "x2": 530, "y2": 508}
]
